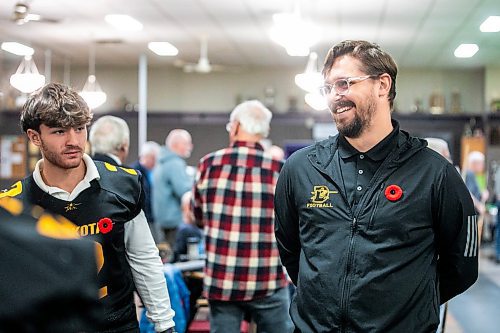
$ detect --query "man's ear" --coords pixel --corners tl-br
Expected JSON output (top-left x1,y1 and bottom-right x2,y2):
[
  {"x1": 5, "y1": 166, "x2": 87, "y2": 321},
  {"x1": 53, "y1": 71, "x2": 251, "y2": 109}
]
[
  {"x1": 26, "y1": 129, "x2": 41, "y2": 147},
  {"x1": 378, "y1": 73, "x2": 392, "y2": 99}
]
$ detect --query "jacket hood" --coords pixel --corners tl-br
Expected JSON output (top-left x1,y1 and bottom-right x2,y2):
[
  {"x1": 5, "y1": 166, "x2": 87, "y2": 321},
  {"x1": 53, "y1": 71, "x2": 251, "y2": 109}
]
[{"x1": 309, "y1": 122, "x2": 428, "y2": 170}]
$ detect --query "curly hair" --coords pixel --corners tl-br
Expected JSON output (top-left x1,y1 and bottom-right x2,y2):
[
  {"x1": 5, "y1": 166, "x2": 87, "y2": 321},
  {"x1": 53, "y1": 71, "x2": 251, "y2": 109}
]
[
  {"x1": 322, "y1": 40, "x2": 398, "y2": 109},
  {"x1": 20, "y1": 82, "x2": 93, "y2": 133}
]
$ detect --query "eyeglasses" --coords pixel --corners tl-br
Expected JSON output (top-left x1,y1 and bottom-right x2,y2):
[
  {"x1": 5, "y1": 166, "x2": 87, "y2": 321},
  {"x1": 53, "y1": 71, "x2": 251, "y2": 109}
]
[{"x1": 319, "y1": 75, "x2": 379, "y2": 97}]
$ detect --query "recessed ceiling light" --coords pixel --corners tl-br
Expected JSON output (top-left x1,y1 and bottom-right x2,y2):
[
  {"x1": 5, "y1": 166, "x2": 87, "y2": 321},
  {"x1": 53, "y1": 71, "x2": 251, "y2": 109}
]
[
  {"x1": 1, "y1": 42, "x2": 34, "y2": 56},
  {"x1": 105, "y1": 14, "x2": 143, "y2": 31},
  {"x1": 454, "y1": 44, "x2": 479, "y2": 58},
  {"x1": 148, "y1": 42, "x2": 179, "y2": 56},
  {"x1": 480, "y1": 16, "x2": 500, "y2": 32}
]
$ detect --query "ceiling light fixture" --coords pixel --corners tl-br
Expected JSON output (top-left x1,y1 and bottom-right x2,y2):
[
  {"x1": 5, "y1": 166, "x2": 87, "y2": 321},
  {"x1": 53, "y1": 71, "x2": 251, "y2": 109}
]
[
  {"x1": 305, "y1": 92, "x2": 328, "y2": 111},
  {"x1": 79, "y1": 45, "x2": 107, "y2": 109},
  {"x1": 148, "y1": 42, "x2": 179, "y2": 56},
  {"x1": 480, "y1": 16, "x2": 500, "y2": 32},
  {"x1": 454, "y1": 44, "x2": 479, "y2": 58},
  {"x1": 105, "y1": 14, "x2": 143, "y2": 31},
  {"x1": 1, "y1": 42, "x2": 34, "y2": 56},
  {"x1": 295, "y1": 52, "x2": 323, "y2": 92},
  {"x1": 269, "y1": 0, "x2": 320, "y2": 56},
  {"x1": 10, "y1": 55, "x2": 45, "y2": 93}
]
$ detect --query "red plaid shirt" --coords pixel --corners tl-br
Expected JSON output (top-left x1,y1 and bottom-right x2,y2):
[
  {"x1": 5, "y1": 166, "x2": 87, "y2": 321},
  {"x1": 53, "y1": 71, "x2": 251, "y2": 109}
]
[{"x1": 193, "y1": 141, "x2": 287, "y2": 301}]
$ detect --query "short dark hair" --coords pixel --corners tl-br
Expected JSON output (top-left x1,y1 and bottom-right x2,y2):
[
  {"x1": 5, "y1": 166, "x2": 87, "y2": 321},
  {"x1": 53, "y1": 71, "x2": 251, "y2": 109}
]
[
  {"x1": 322, "y1": 40, "x2": 398, "y2": 109},
  {"x1": 20, "y1": 82, "x2": 93, "y2": 133}
]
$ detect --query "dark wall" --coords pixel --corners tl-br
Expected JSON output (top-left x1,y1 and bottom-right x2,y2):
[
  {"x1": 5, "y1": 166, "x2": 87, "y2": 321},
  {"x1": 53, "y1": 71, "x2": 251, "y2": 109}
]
[{"x1": 0, "y1": 109, "x2": 486, "y2": 189}]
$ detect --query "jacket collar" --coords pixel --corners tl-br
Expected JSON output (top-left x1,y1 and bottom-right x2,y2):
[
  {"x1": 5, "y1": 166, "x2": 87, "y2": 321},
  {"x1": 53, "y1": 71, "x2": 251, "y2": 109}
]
[
  {"x1": 309, "y1": 119, "x2": 427, "y2": 171},
  {"x1": 231, "y1": 141, "x2": 264, "y2": 151},
  {"x1": 338, "y1": 120, "x2": 400, "y2": 161}
]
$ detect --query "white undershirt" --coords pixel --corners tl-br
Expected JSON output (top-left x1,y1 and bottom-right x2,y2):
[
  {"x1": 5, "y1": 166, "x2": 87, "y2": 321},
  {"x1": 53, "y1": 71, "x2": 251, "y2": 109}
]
[{"x1": 33, "y1": 154, "x2": 175, "y2": 332}]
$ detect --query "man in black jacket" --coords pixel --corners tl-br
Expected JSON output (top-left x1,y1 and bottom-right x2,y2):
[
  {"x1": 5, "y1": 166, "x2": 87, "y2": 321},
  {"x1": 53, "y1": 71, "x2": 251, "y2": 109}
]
[{"x1": 274, "y1": 40, "x2": 478, "y2": 333}]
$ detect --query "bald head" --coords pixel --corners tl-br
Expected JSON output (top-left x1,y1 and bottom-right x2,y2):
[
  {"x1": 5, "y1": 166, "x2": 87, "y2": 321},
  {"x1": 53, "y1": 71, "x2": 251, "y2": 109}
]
[{"x1": 165, "y1": 129, "x2": 193, "y2": 159}]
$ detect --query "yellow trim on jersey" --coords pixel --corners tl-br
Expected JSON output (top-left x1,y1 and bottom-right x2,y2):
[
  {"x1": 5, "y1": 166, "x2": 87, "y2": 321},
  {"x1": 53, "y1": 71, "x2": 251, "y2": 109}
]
[
  {"x1": 0, "y1": 197, "x2": 23, "y2": 215},
  {"x1": 104, "y1": 162, "x2": 118, "y2": 172},
  {"x1": 0, "y1": 181, "x2": 23, "y2": 199},
  {"x1": 94, "y1": 242, "x2": 108, "y2": 298},
  {"x1": 36, "y1": 213, "x2": 80, "y2": 240},
  {"x1": 119, "y1": 167, "x2": 138, "y2": 175}
]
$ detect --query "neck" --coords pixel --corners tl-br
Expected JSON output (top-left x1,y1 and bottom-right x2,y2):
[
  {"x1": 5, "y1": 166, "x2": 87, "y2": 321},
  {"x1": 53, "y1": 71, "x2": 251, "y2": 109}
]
[
  {"x1": 40, "y1": 159, "x2": 86, "y2": 193},
  {"x1": 233, "y1": 132, "x2": 262, "y2": 144},
  {"x1": 345, "y1": 109, "x2": 393, "y2": 152}
]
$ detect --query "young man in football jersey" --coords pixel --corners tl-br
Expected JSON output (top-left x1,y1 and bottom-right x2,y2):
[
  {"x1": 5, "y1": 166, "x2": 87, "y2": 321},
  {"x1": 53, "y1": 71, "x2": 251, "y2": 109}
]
[{"x1": 1, "y1": 83, "x2": 176, "y2": 333}]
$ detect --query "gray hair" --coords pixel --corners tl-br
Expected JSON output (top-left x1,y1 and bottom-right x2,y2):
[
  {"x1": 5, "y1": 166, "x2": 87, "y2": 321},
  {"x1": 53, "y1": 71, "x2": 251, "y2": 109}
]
[
  {"x1": 140, "y1": 141, "x2": 161, "y2": 157},
  {"x1": 230, "y1": 100, "x2": 272, "y2": 138},
  {"x1": 89, "y1": 115, "x2": 130, "y2": 155},
  {"x1": 425, "y1": 137, "x2": 451, "y2": 162},
  {"x1": 165, "y1": 129, "x2": 192, "y2": 148}
]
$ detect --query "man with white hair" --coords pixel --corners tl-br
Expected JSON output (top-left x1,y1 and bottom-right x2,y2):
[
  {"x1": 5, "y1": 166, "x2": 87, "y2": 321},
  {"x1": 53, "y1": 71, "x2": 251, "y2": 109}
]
[
  {"x1": 152, "y1": 129, "x2": 194, "y2": 248},
  {"x1": 193, "y1": 100, "x2": 293, "y2": 333},
  {"x1": 89, "y1": 115, "x2": 130, "y2": 166},
  {"x1": 425, "y1": 137, "x2": 452, "y2": 163}
]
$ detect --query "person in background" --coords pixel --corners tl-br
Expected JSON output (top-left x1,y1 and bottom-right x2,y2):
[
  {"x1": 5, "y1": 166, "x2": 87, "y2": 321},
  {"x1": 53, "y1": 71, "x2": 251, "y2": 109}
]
[
  {"x1": 2, "y1": 83, "x2": 176, "y2": 333},
  {"x1": 425, "y1": 137, "x2": 452, "y2": 163},
  {"x1": 193, "y1": 100, "x2": 293, "y2": 333},
  {"x1": 268, "y1": 144, "x2": 285, "y2": 161},
  {"x1": 464, "y1": 150, "x2": 488, "y2": 241},
  {"x1": 89, "y1": 115, "x2": 130, "y2": 166},
  {"x1": 0, "y1": 197, "x2": 102, "y2": 333},
  {"x1": 152, "y1": 129, "x2": 194, "y2": 248},
  {"x1": 131, "y1": 141, "x2": 161, "y2": 240},
  {"x1": 274, "y1": 40, "x2": 478, "y2": 333}
]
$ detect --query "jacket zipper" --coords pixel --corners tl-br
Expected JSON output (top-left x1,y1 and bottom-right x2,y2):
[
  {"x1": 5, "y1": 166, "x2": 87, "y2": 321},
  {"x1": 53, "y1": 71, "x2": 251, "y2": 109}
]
[
  {"x1": 367, "y1": 183, "x2": 384, "y2": 230},
  {"x1": 340, "y1": 216, "x2": 357, "y2": 332}
]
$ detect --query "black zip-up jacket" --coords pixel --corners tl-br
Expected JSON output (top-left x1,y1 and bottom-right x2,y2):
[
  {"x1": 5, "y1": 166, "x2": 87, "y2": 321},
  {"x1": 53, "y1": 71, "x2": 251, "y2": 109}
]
[{"x1": 274, "y1": 128, "x2": 478, "y2": 333}]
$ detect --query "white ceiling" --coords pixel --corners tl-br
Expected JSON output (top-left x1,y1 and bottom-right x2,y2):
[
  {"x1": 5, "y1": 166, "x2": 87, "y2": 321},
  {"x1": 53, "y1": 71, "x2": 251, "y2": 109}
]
[{"x1": 0, "y1": 0, "x2": 499, "y2": 71}]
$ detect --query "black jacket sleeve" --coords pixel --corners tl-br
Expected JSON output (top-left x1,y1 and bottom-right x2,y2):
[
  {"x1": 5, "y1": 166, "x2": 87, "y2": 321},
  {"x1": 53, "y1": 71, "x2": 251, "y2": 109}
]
[
  {"x1": 435, "y1": 163, "x2": 478, "y2": 304},
  {"x1": 274, "y1": 162, "x2": 301, "y2": 285}
]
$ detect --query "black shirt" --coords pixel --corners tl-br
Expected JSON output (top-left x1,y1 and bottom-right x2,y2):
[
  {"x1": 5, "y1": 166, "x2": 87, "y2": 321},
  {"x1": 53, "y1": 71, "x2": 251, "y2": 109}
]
[{"x1": 338, "y1": 121, "x2": 400, "y2": 210}]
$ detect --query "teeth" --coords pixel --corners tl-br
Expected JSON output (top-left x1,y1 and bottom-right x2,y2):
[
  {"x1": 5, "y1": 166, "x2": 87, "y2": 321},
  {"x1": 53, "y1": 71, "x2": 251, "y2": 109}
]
[{"x1": 335, "y1": 106, "x2": 351, "y2": 114}]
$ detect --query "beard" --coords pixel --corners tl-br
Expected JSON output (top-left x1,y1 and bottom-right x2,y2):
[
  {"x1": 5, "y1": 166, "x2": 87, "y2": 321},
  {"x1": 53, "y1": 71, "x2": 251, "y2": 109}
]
[
  {"x1": 333, "y1": 95, "x2": 377, "y2": 139},
  {"x1": 41, "y1": 140, "x2": 83, "y2": 170}
]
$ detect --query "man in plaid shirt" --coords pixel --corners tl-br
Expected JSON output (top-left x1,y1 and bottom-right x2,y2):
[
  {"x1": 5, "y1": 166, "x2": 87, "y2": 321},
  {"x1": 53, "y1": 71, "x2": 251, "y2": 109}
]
[{"x1": 193, "y1": 100, "x2": 293, "y2": 333}]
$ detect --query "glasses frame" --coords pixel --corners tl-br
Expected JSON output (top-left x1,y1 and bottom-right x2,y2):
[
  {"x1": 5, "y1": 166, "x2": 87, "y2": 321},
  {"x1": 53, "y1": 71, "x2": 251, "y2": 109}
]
[{"x1": 319, "y1": 75, "x2": 379, "y2": 97}]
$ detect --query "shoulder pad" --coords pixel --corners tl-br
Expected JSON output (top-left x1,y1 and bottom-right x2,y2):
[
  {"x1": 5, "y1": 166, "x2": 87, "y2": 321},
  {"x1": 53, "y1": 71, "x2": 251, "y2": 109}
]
[
  {"x1": 94, "y1": 161, "x2": 144, "y2": 217},
  {"x1": 0, "y1": 181, "x2": 23, "y2": 199}
]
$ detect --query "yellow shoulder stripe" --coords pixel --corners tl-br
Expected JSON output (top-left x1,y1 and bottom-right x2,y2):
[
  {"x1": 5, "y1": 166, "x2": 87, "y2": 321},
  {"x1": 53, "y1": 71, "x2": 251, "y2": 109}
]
[
  {"x1": 120, "y1": 167, "x2": 138, "y2": 175},
  {"x1": 0, "y1": 181, "x2": 23, "y2": 199},
  {"x1": 103, "y1": 162, "x2": 137, "y2": 176},
  {"x1": 104, "y1": 162, "x2": 118, "y2": 172}
]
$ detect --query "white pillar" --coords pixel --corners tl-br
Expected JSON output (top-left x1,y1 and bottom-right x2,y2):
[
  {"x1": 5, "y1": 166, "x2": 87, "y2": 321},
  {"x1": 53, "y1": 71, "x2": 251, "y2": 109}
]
[{"x1": 138, "y1": 54, "x2": 148, "y2": 151}]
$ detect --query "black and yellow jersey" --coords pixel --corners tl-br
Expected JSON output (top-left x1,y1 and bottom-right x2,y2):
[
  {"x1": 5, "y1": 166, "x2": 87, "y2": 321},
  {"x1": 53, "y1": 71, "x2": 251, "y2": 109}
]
[
  {"x1": 0, "y1": 161, "x2": 145, "y2": 332},
  {"x1": 0, "y1": 198, "x2": 102, "y2": 333}
]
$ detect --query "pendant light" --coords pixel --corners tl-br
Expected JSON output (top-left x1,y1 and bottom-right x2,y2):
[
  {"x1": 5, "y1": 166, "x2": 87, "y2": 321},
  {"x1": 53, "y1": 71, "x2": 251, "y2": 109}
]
[
  {"x1": 10, "y1": 55, "x2": 45, "y2": 93},
  {"x1": 79, "y1": 44, "x2": 107, "y2": 109}
]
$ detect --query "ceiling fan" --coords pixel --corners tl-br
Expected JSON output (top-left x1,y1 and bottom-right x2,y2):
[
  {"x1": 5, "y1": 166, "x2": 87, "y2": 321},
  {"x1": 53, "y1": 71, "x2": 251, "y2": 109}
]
[
  {"x1": 9, "y1": 1, "x2": 60, "y2": 25},
  {"x1": 178, "y1": 37, "x2": 224, "y2": 74}
]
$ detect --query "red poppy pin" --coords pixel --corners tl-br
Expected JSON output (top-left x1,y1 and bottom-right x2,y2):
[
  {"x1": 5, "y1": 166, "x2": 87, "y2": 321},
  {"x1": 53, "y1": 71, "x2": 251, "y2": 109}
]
[
  {"x1": 98, "y1": 217, "x2": 113, "y2": 234},
  {"x1": 384, "y1": 184, "x2": 403, "y2": 202}
]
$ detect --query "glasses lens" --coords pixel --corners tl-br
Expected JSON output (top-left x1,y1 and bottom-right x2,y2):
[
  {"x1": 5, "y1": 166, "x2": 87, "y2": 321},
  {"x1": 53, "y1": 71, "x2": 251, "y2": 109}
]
[
  {"x1": 334, "y1": 79, "x2": 349, "y2": 94},
  {"x1": 319, "y1": 86, "x2": 330, "y2": 97}
]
